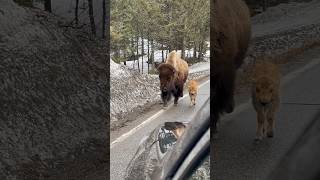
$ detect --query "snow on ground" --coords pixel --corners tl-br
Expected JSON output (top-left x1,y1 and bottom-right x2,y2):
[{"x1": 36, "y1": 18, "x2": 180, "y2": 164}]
[
  {"x1": 119, "y1": 40, "x2": 210, "y2": 74},
  {"x1": 110, "y1": 59, "x2": 159, "y2": 129},
  {"x1": 189, "y1": 61, "x2": 210, "y2": 74}
]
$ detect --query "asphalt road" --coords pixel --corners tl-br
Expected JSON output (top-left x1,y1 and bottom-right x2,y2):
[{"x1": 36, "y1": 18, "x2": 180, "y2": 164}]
[
  {"x1": 212, "y1": 49, "x2": 320, "y2": 180},
  {"x1": 110, "y1": 79, "x2": 210, "y2": 180}
]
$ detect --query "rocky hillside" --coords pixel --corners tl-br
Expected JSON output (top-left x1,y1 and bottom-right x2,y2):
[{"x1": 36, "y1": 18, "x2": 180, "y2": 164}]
[
  {"x1": 0, "y1": 0, "x2": 107, "y2": 179},
  {"x1": 241, "y1": 0, "x2": 320, "y2": 69}
]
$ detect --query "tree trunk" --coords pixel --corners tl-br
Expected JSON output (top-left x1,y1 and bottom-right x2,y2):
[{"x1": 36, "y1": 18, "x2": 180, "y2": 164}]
[
  {"x1": 75, "y1": 0, "x2": 79, "y2": 26},
  {"x1": 161, "y1": 44, "x2": 164, "y2": 62},
  {"x1": 141, "y1": 33, "x2": 144, "y2": 74},
  {"x1": 44, "y1": 0, "x2": 52, "y2": 12},
  {"x1": 147, "y1": 33, "x2": 150, "y2": 73},
  {"x1": 193, "y1": 43, "x2": 197, "y2": 58},
  {"x1": 181, "y1": 36, "x2": 185, "y2": 59},
  {"x1": 102, "y1": 0, "x2": 106, "y2": 38},
  {"x1": 136, "y1": 35, "x2": 140, "y2": 72},
  {"x1": 88, "y1": 0, "x2": 96, "y2": 36},
  {"x1": 198, "y1": 43, "x2": 202, "y2": 60},
  {"x1": 131, "y1": 38, "x2": 135, "y2": 61},
  {"x1": 106, "y1": 0, "x2": 110, "y2": 41},
  {"x1": 151, "y1": 39, "x2": 155, "y2": 70},
  {"x1": 132, "y1": 38, "x2": 136, "y2": 68}
]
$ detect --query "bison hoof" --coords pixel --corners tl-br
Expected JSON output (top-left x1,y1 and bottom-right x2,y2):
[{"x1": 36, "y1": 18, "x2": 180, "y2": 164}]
[
  {"x1": 225, "y1": 99, "x2": 235, "y2": 113},
  {"x1": 225, "y1": 105, "x2": 234, "y2": 113},
  {"x1": 212, "y1": 126, "x2": 218, "y2": 134},
  {"x1": 254, "y1": 136, "x2": 263, "y2": 141},
  {"x1": 267, "y1": 131, "x2": 274, "y2": 138}
]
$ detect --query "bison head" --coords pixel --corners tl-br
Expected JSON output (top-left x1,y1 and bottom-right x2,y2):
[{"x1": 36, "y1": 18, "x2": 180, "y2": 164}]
[{"x1": 157, "y1": 63, "x2": 176, "y2": 93}]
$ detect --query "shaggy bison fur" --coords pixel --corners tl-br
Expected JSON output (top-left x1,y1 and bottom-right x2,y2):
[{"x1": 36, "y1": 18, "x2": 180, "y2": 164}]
[
  {"x1": 251, "y1": 62, "x2": 280, "y2": 141},
  {"x1": 211, "y1": 0, "x2": 251, "y2": 133},
  {"x1": 158, "y1": 51, "x2": 189, "y2": 107}
]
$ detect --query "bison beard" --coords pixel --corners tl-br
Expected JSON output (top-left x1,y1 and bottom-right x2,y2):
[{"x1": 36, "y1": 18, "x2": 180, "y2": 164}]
[{"x1": 211, "y1": 0, "x2": 251, "y2": 134}]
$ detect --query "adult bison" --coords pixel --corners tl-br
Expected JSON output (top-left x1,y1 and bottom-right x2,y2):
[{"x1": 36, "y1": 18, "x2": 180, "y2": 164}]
[
  {"x1": 158, "y1": 51, "x2": 189, "y2": 107},
  {"x1": 211, "y1": 0, "x2": 251, "y2": 133}
]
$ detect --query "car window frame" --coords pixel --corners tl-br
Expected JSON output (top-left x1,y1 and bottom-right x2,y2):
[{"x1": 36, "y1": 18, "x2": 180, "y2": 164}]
[{"x1": 172, "y1": 128, "x2": 210, "y2": 180}]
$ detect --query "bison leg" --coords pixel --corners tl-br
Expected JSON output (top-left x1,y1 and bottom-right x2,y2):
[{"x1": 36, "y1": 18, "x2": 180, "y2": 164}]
[
  {"x1": 174, "y1": 96, "x2": 179, "y2": 105},
  {"x1": 212, "y1": 107, "x2": 219, "y2": 134},
  {"x1": 162, "y1": 95, "x2": 168, "y2": 107},
  {"x1": 161, "y1": 92, "x2": 171, "y2": 107},
  {"x1": 180, "y1": 82, "x2": 184, "y2": 97},
  {"x1": 163, "y1": 100, "x2": 168, "y2": 107},
  {"x1": 176, "y1": 83, "x2": 183, "y2": 97}
]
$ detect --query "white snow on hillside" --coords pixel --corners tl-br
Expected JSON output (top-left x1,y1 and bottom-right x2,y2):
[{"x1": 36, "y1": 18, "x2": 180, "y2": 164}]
[{"x1": 117, "y1": 39, "x2": 210, "y2": 74}]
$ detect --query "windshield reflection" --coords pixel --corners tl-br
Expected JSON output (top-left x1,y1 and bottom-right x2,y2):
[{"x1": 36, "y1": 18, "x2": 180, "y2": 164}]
[{"x1": 124, "y1": 122, "x2": 187, "y2": 180}]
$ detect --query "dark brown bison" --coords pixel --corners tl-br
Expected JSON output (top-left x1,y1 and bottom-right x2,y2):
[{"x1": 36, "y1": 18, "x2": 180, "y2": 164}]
[
  {"x1": 158, "y1": 51, "x2": 189, "y2": 107},
  {"x1": 211, "y1": 0, "x2": 251, "y2": 133}
]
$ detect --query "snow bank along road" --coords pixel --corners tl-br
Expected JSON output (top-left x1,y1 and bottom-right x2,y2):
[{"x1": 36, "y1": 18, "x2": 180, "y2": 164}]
[{"x1": 110, "y1": 79, "x2": 210, "y2": 180}]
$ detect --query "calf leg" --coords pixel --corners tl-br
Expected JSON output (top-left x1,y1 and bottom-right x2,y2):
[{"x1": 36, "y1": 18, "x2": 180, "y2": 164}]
[
  {"x1": 266, "y1": 111, "x2": 275, "y2": 138},
  {"x1": 255, "y1": 110, "x2": 265, "y2": 141},
  {"x1": 189, "y1": 96, "x2": 193, "y2": 106}
]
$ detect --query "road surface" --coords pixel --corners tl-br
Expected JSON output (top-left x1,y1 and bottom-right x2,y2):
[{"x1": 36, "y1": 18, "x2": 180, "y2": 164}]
[
  {"x1": 212, "y1": 48, "x2": 320, "y2": 180},
  {"x1": 110, "y1": 78, "x2": 210, "y2": 180}
]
